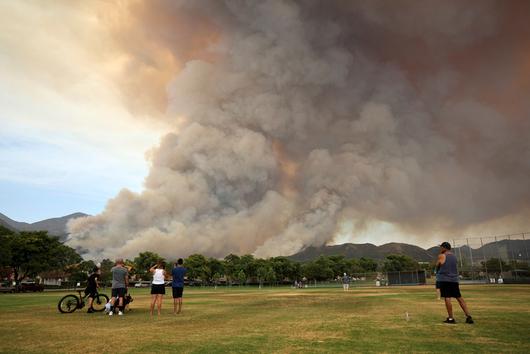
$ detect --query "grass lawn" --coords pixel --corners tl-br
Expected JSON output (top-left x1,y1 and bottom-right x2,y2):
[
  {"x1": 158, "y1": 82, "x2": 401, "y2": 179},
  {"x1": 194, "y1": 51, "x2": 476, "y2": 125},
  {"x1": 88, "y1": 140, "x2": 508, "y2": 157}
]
[{"x1": 0, "y1": 284, "x2": 529, "y2": 353}]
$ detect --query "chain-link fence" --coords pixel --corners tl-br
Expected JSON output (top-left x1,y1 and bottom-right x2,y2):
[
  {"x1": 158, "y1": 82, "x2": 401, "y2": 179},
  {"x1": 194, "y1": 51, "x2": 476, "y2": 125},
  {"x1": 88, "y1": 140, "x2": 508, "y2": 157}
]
[
  {"x1": 289, "y1": 271, "x2": 427, "y2": 288},
  {"x1": 452, "y1": 232, "x2": 530, "y2": 284}
]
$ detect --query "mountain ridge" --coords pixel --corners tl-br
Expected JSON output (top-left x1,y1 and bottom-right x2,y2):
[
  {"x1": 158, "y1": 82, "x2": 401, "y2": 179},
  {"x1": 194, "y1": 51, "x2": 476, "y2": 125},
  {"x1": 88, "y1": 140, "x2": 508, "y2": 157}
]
[
  {"x1": 288, "y1": 239, "x2": 530, "y2": 263},
  {"x1": 0, "y1": 212, "x2": 88, "y2": 240}
]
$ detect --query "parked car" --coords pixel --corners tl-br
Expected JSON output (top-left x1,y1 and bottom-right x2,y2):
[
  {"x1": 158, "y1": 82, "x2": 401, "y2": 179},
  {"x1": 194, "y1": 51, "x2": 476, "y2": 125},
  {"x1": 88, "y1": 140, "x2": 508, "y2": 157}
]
[
  {"x1": 0, "y1": 281, "x2": 15, "y2": 293},
  {"x1": 18, "y1": 281, "x2": 44, "y2": 292},
  {"x1": 134, "y1": 281, "x2": 150, "y2": 288}
]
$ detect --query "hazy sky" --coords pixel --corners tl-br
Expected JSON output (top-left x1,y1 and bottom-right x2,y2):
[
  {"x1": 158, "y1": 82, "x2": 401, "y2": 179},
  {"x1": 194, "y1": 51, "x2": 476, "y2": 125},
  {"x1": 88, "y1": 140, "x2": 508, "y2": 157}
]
[
  {"x1": 0, "y1": 1, "x2": 166, "y2": 222},
  {"x1": 1, "y1": 1, "x2": 529, "y2": 257}
]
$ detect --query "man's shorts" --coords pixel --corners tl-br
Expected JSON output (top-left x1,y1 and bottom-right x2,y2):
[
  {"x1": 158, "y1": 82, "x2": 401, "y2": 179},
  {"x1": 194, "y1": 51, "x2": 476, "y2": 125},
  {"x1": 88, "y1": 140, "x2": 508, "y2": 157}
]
[
  {"x1": 85, "y1": 287, "x2": 97, "y2": 298},
  {"x1": 151, "y1": 284, "x2": 166, "y2": 295},
  {"x1": 111, "y1": 287, "x2": 127, "y2": 298},
  {"x1": 172, "y1": 287, "x2": 184, "y2": 298},
  {"x1": 435, "y1": 281, "x2": 441, "y2": 289},
  {"x1": 439, "y1": 281, "x2": 461, "y2": 298}
]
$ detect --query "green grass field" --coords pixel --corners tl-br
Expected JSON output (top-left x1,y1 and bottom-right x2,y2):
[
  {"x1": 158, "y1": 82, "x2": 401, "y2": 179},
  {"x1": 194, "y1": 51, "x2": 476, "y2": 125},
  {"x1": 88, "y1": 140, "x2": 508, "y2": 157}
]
[{"x1": 0, "y1": 285, "x2": 529, "y2": 353}]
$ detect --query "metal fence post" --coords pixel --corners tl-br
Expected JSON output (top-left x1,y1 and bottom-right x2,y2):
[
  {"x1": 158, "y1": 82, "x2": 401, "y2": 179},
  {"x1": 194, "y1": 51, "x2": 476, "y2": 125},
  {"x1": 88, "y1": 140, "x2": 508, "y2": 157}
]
[
  {"x1": 508, "y1": 234, "x2": 516, "y2": 268},
  {"x1": 480, "y1": 237, "x2": 488, "y2": 283},
  {"x1": 523, "y1": 232, "x2": 530, "y2": 263},
  {"x1": 454, "y1": 239, "x2": 464, "y2": 270},
  {"x1": 467, "y1": 238, "x2": 474, "y2": 280},
  {"x1": 495, "y1": 236, "x2": 503, "y2": 276}
]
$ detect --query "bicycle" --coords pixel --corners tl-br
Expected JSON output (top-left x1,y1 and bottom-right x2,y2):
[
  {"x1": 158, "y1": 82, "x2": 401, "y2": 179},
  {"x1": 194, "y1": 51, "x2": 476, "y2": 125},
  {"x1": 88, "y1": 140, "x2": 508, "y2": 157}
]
[{"x1": 57, "y1": 290, "x2": 109, "y2": 313}]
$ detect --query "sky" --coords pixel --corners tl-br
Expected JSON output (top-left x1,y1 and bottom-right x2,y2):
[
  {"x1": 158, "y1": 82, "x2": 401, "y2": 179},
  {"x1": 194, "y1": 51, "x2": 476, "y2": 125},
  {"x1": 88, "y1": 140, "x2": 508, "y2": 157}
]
[
  {"x1": 1, "y1": 1, "x2": 529, "y2": 258},
  {"x1": 0, "y1": 1, "x2": 167, "y2": 222}
]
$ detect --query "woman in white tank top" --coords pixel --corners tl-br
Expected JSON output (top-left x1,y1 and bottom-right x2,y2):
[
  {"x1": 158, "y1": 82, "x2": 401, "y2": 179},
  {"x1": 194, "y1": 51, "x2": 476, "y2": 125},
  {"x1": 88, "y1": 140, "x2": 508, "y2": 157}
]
[{"x1": 149, "y1": 262, "x2": 166, "y2": 316}]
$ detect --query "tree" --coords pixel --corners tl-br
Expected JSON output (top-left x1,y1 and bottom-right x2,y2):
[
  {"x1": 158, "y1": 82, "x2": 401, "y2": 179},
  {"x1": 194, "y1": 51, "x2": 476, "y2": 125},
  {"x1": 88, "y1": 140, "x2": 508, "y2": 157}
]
[
  {"x1": 185, "y1": 254, "x2": 209, "y2": 282},
  {"x1": 302, "y1": 261, "x2": 319, "y2": 281},
  {"x1": 382, "y1": 254, "x2": 418, "y2": 272},
  {"x1": 482, "y1": 258, "x2": 510, "y2": 273},
  {"x1": 0, "y1": 228, "x2": 15, "y2": 279},
  {"x1": 0, "y1": 232, "x2": 14, "y2": 268},
  {"x1": 359, "y1": 257, "x2": 378, "y2": 272},
  {"x1": 270, "y1": 257, "x2": 300, "y2": 282},
  {"x1": 1, "y1": 231, "x2": 82, "y2": 284},
  {"x1": 328, "y1": 255, "x2": 348, "y2": 276},
  {"x1": 314, "y1": 256, "x2": 335, "y2": 280},
  {"x1": 239, "y1": 254, "x2": 257, "y2": 280},
  {"x1": 236, "y1": 269, "x2": 246, "y2": 285},
  {"x1": 302, "y1": 257, "x2": 334, "y2": 281},
  {"x1": 256, "y1": 263, "x2": 276, "y2": 287},
  {"x1": 224, "y1": 254, "x2": 241, "y2": 285},
  {"x1": 133, "y1": 251, "x2": 165, "y2": 280},
  {"x1": 346, "y1": 258, "x2": 363, "y2": 274},
  {"x1": 509, "y1": 260, "x2": 529, "y2": 270},
  {"x1": 99, "y1": 259, "x2": 114, "y2": 283},
  {"x1": 206, "y1": 258, "x2": 224, "y2": 284}
]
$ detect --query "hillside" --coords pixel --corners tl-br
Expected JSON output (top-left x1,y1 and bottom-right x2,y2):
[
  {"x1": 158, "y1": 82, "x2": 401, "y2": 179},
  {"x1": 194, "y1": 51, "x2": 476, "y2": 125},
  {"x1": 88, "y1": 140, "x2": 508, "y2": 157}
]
[
  {"x1": 290, "y1": 239, "x2": 530, "y2": 263},
  {"x1": 288, "y1": 242, "x2": 435, "y2": 262},
  {"x1": 0, "y1": 212, "x2": 88, "y2": 240}
]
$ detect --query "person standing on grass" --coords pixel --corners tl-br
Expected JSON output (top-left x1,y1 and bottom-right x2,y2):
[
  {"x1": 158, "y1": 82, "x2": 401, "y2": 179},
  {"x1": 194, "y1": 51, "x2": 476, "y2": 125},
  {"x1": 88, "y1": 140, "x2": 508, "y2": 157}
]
[
  {"x1": 85, "y1": 266, "x2": 100, "y2": 313},
  {"x1": 109, "y1": 259, "x2": 129, "y2": 316},
  {"x1": 436, "y1": 242, "x2": 474, "y2": 324},
  {"x1": 149, "y1": 262, "x2": 166, "y2": 317},
  {"x1": 172, "y1": 258, "x2": 187, "y2": 314},
  {"x1": 342, "y1": 273, "x2": 350, "y2": 291}
]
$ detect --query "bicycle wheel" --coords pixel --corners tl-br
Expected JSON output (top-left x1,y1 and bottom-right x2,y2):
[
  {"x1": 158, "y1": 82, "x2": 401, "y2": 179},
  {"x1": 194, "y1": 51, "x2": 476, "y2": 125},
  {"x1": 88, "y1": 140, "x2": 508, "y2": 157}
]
[
  {"x1": 91, "y1": 294, "x2": 109, "y2": 312},
  {"x1": 57, "y1": 295, "x2": 80, "y2": 313}
]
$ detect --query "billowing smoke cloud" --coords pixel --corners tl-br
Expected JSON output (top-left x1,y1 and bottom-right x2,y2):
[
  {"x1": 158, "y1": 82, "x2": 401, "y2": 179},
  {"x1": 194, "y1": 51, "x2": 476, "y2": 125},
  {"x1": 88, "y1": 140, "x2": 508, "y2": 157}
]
[{"x1": 67, "y1": 0, "x2": 530, "y2": 259}]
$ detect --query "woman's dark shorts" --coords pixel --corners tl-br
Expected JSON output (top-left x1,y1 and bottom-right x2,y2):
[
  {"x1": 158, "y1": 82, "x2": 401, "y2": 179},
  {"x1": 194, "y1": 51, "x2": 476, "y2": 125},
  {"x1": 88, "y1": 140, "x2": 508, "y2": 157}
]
[
  {"x1": 439, "y1": 281, "x2": 461, "y2": 298},
  {"x1": 435, "y1": 281, "x2": 441, "y2": 289},
  {"x1": 151, "y1": 284, "x2": 166, "y2": 295},
  {"x1": 172, "y1": 287, "x2": 184, "y2": 298}
]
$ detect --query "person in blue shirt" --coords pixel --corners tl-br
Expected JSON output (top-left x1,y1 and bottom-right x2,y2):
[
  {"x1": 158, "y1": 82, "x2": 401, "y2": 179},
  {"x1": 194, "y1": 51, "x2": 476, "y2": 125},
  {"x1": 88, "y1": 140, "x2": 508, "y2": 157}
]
[{"x1": 171, "y1": 258, "x2": 187, "y2": 314}]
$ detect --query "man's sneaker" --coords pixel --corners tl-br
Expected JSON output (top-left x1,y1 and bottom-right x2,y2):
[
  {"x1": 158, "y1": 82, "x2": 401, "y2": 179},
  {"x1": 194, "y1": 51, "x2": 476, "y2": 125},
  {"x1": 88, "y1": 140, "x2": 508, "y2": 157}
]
[
  {"x1": 443, "y1": 318, "x2": 456, "y2": 324},
  {"x1": 118, "y1": 311, "x2": 123, "y2": 316},
  {"x1": 466, "y1": 316, "x2": 474, "y2": 324},
  {"x1": 108, "y1": 311, "x2": 113, "y2": 316},
  {"x1": 87, "y1": 308, "x2": 94, "y2": 313}
]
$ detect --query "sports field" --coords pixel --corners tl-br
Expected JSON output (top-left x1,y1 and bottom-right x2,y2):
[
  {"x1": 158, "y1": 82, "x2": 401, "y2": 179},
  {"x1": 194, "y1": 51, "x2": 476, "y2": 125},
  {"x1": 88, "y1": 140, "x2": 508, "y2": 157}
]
[{"x1": 0, "y1": 285, "x2": 529, "y2": 353}]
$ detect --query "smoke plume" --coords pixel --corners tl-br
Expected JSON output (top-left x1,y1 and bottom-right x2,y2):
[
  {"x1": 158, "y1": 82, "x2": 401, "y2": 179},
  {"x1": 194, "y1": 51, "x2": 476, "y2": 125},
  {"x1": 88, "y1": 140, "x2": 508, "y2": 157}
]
[{"x1": 67, "y1": 0, "x2": 530, "y2": 259}]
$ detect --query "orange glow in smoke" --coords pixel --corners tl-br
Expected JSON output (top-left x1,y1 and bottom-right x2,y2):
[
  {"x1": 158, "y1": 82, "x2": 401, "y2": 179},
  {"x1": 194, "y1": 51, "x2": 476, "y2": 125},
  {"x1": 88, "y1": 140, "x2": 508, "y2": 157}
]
[{"x1": 272, "y1": 140, "x2": 299, "y2": 199}]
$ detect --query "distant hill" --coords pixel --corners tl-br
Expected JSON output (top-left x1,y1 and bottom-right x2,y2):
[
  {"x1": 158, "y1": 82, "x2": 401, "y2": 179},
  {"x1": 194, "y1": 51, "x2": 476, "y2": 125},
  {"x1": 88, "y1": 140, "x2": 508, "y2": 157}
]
[
  {"x1": 289, "y1": 239, "x2": 530, "y2": 263},
  {"x1": 288, "y1": 242, "x2": 435, "y2": 262},
  {"x1": 0, "y1": 218, "x2": 16, "y2": 233},
  {"x1": 0, "y1": 212, "x2": 88, "y2": 240}
]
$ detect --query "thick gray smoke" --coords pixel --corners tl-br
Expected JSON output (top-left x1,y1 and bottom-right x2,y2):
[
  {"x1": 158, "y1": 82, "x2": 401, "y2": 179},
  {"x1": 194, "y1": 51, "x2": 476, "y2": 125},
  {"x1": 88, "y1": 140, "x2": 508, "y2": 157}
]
[{"x1": 67, "y1": 0, "x2": 530, "y2": 259}]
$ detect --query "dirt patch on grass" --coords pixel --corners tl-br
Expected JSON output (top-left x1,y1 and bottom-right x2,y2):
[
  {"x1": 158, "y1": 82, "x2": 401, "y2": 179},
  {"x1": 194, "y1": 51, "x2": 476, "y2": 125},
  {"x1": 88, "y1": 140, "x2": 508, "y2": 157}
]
[
  {"x1": 354, "y1": 292, "x2": 400, "y2": 297},
  {"x1": 269, "y1": 292, "x2": 313, "y2": 297}
]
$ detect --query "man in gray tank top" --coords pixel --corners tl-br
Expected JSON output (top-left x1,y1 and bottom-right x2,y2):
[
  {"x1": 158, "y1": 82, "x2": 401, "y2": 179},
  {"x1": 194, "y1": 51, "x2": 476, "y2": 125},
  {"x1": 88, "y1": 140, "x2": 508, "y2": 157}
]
[
  {"x1": 436, "y1": 242, "x2": 474, "y2": 324},
  {"x1": 109, "y1": 259, "x2": 129, "y2": 316}
]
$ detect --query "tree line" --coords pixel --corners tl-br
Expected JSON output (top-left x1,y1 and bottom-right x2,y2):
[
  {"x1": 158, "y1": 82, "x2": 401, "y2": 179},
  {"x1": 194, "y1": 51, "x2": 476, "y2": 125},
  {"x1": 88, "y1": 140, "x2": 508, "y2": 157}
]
[{"x1": 1, "y1": 227, "x2": 527, "y2": 286}]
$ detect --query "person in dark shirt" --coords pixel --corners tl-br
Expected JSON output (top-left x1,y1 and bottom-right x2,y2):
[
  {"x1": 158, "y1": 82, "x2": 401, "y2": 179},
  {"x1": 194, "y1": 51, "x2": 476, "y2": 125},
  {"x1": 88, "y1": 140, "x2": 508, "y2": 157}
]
[
  {"x1": 85, "y1": 267, "x2": 100, "y2": 313},
  {"x1": 436, "y1": 242, "x2": 473, "y2": 324},
  {"x1": 171, "y1": 258, "x2": 187, "y2": 314}
]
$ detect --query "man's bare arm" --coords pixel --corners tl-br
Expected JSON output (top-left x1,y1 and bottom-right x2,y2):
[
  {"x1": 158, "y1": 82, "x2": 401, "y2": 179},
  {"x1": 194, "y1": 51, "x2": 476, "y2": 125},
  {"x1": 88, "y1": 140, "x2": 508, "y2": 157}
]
[{"x1": 436, "y1": 254, "x2": 446, "y2": 270}]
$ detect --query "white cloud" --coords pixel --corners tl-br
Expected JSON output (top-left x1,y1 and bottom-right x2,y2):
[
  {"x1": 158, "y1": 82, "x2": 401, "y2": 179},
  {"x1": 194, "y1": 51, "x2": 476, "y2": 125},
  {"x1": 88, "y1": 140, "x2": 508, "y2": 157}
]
[{"x1": 0, "y1": 0, "x2": 167, "y2": 209}]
